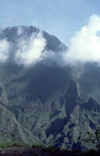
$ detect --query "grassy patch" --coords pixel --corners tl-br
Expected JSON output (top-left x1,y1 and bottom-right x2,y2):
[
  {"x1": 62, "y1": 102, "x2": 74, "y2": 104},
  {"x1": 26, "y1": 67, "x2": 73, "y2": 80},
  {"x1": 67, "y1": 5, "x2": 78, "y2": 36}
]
[{"x1": 0, "y1": 141, "x2": 29, "y2": 148}]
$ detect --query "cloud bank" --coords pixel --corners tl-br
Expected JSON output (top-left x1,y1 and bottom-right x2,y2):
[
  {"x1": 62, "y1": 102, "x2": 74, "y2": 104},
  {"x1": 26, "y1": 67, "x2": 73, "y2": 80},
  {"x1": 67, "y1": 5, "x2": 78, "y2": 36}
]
[{"x1": 64, "y1": 14, "x2": 100, "y2": 65}]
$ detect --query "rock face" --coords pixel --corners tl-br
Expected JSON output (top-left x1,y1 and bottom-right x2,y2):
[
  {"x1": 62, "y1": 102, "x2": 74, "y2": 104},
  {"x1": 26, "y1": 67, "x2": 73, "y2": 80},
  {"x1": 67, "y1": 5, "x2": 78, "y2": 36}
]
[{"x1": 0, "y1": 26, "x2": 100, "y2": 150}]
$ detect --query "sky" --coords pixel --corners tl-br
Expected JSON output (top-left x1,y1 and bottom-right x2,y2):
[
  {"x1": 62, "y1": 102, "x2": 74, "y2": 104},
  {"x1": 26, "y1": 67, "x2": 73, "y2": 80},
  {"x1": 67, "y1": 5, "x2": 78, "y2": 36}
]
[{"x1": 0, "y1": 0, "x2": 100, "y2": 45}]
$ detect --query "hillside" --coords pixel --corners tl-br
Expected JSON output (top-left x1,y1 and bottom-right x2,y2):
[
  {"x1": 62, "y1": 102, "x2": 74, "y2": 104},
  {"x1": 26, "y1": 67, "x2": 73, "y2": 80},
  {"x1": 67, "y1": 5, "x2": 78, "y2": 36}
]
[{"x1": 0, "y1": 26, "x2": 100, "y2": 150}]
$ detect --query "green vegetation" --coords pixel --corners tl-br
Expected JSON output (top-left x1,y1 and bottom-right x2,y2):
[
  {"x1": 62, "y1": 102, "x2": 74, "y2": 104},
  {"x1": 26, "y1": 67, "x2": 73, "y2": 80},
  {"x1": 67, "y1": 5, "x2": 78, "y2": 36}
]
[
  {"x1": 1, "y1": 26, "x2": 100, "y2": 151},
  {"x1": 0, "y1": 141, "x2": 29, "y2": 148}
]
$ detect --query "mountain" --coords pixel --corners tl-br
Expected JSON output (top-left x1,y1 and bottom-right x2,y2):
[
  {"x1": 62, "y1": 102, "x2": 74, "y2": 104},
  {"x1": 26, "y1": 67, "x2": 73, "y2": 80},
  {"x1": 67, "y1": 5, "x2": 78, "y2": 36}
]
[{"x1": 0, "y1": 26, "x2": 100, "y2": 150}]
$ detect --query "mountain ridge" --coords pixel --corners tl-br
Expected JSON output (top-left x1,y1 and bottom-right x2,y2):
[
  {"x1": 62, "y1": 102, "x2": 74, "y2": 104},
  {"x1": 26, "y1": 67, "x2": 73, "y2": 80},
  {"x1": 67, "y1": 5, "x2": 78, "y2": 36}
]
[{"x1": 0, "y1": 26, "x2": 100, "y2": 150}]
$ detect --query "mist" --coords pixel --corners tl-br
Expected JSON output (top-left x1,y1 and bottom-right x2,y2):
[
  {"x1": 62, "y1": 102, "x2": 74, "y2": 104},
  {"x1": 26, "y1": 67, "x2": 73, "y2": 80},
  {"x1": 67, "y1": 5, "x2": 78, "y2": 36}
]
[
  {"x1": 15, "y1": 31, "x2": 47, "y2": 66},
  {"x1": 15, "y1": 28, "x2": 65, "y2": 67}
]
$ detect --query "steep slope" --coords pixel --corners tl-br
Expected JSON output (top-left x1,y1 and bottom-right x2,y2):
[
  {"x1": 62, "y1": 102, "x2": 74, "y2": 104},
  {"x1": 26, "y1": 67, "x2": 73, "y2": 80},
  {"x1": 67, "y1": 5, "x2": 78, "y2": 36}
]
[
  {"x1": 0, "y1": 26, "x2": 71, "y2": 146},
  {"x1": 55, "y1": 97, "x2": 100, "y2": 150}
]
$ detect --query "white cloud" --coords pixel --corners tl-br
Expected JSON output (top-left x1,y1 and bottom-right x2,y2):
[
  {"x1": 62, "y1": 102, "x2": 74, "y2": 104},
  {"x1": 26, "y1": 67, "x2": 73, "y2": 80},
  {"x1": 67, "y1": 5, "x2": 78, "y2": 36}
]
[
  {"x1": 64, "y1": 14, "x2": 100, "y2": 64},
  {"x1": 15, "y1": 31, "x2": 47, "y2": 66},
  {"x1": 0, "y1": 39, "x2": 10, "y2": 62}
]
